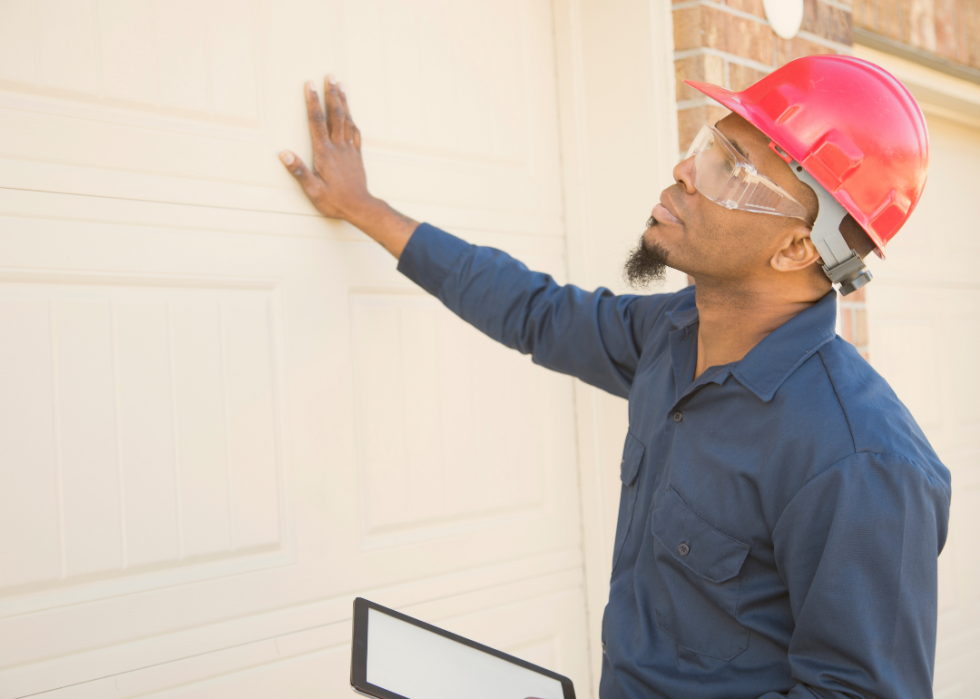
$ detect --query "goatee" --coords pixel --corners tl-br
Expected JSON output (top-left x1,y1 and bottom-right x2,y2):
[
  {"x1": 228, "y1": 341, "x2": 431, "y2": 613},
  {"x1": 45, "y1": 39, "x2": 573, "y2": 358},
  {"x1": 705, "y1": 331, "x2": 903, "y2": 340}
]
[{"x1": 624, "y1": 218, "x2": 670, "y2": 288}]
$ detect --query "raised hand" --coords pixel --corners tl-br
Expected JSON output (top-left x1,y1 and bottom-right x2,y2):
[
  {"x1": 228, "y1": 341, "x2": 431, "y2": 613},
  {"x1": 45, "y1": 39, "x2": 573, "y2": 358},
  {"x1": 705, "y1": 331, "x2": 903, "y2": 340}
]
[
  {"x1": 278, "y1": 75, "x2": 419, "y2": 259},
  {"x1": 279, "y1": 76, "x2": 372, "y2": 220}
]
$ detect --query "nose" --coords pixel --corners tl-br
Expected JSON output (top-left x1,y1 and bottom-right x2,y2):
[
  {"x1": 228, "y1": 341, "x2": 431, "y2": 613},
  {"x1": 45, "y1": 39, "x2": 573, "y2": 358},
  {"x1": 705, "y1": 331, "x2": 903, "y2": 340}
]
[{"x1": 673, "y1": 155, "x2": 697, "y2": 195}]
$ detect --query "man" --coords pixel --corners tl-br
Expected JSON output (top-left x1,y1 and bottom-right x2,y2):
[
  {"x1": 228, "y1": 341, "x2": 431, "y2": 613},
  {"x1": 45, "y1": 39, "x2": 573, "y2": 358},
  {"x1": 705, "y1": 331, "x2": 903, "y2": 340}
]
[{"x1": 278, "y1": 56, "x2": 950, "y2": 699}]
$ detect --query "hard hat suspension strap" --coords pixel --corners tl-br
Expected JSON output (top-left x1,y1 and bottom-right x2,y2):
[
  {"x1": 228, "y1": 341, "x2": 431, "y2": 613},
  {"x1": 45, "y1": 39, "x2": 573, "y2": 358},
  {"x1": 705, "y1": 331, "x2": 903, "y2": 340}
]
[{"x1": 791, "y1": 161, "x2": 873, "y2": 296}]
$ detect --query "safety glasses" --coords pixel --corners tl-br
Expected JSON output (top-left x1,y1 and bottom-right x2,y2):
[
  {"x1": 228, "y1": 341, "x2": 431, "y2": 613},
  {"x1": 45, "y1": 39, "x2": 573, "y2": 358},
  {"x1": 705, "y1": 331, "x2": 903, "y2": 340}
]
[{"x1": 686, "y1": 124, "x2": 810, "y2": 220}]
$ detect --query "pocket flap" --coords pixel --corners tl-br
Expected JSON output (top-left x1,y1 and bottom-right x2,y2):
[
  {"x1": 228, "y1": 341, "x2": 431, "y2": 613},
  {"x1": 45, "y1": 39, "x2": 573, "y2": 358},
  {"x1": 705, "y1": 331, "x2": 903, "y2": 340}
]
[
  {"x1": 620, "y1": 433, "x2": 644, "y2": 486},
  {"x1": 652, "y1": 487, "x2": 750, "y2": 584}
]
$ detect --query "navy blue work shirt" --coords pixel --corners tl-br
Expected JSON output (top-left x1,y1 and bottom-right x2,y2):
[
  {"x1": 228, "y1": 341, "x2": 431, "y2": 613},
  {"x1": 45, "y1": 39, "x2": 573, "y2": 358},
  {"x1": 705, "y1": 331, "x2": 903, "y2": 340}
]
[{"x1": 397, "y1": 223, "x2": 952, "y2": 699}]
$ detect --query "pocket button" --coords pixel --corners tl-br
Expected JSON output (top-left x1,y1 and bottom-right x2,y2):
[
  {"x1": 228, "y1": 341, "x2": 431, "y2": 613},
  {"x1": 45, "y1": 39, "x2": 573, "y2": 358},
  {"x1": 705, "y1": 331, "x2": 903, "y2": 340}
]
[{"x1": 678, "y1": 541, "x2": 690, "y2": 556}]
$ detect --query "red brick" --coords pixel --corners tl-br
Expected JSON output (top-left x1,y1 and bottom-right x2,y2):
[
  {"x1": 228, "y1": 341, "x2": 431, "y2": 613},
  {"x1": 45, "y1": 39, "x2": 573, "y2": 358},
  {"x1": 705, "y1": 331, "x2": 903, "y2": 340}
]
[
  {"x1": 678, "y1": 105, "x2": 731, "y2": 153},
  {"x1": 908, "y1": 0, "x2": 937, "y2": 51},
  {"x1": 728, "y1": 62, "x2": 770, "y2": 91},
  {"x1": 935, "y1": 0, "x2": 960, "y2": 63},
  {"x1": 724, "y1": 0, "x2": 766, "y2": 18},
  {"x1": 801, "y1": 0, "x2": 853, "y2": 45},
  {"x1": 875, "y1": 0, "x2": 905, "y2": 43},
  {"x1": 674, "y1": 5, "x2": 774, "y2": 65},
  {"x1": 967, "y1": 0, "x2": 980, "y2": 69},
  {"x1": 853, "y1": 0, "x2": 876, "y2": 29},
  {"x1": 854, "y1": 309, "x2": 869, "y2": 346},
  {"x1": 775, "y1": 35, "x2": 838, "y2": 66},
  {"x1": 673, "y1": 6, "x2": 705, "y2": 52},
  {"x1": 674, "y1": 53, "x2": 726, "y2": 101},
  {"x1": 950, "y1": 0, "x2": 967, "y2": 64},
  {"x1": 718, "y1": 8, "x2": 773, "y2": 64},
  {"x1": 839, "y1": 307, "x2": 854, "y2": 343}
]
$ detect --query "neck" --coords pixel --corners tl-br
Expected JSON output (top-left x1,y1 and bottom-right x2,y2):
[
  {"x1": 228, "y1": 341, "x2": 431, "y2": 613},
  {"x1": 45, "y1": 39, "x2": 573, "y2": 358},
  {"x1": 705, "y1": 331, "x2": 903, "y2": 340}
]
[{"x1": 692, "y1": 278, "x2": 825, "y2": 380}]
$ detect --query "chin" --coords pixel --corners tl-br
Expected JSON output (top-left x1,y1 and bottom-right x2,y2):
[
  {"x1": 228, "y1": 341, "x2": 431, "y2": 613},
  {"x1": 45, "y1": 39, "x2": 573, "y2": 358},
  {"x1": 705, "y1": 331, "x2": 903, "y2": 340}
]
[{"x1": 643, "y1": 223, "x2": 670, "y2": 249}]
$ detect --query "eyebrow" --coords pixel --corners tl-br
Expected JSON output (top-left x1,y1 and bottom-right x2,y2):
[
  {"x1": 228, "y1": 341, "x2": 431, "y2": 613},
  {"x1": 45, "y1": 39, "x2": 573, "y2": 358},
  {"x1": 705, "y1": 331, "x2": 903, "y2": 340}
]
[{"x1": 714, "y1": 120, "x2": 750, "y2": 159}]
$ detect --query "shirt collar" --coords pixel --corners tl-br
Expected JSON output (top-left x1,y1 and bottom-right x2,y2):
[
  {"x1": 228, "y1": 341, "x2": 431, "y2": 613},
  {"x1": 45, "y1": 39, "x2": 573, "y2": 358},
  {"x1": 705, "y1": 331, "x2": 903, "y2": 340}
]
[
  {"x1": 666, "y1": 299, "x2": 699, "y2": 330},
  {"x1": 665, "y1": 289, "x2": 838, "y2": 403}
]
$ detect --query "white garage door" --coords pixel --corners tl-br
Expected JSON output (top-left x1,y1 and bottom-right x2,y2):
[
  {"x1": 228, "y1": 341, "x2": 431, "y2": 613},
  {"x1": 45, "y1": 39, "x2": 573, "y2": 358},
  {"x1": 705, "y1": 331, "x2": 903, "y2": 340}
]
[
  {"x1": 0, "y1": 0, "x2": 593, "y2": 696},
  {"x1": 862, "y1": 100, "x2": 980, "y2": 695}
]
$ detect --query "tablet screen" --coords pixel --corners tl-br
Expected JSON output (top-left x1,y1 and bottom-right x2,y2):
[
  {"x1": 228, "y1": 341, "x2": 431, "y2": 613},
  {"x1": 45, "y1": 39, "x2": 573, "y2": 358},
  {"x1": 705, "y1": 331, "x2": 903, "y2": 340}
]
[{"x1": 351, "y1": 599, "x2": 572, "y2": 699}]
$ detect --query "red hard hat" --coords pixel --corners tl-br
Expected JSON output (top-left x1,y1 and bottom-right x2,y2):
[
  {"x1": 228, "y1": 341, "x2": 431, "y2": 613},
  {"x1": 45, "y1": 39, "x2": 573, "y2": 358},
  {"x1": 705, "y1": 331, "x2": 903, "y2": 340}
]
[{"x1": 685, "y1": 55, "x2": 929, "y2": 257}]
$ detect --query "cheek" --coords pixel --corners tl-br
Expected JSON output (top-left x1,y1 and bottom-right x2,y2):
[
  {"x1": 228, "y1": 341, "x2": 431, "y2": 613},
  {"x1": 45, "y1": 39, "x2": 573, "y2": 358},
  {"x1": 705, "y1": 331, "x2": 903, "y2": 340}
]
[
  {"x1": 689, "y1": 205, "x2": 734, "y2": 249},
  {"x1": 695, "y1": 209, "x2": 771, "y2": 264}
]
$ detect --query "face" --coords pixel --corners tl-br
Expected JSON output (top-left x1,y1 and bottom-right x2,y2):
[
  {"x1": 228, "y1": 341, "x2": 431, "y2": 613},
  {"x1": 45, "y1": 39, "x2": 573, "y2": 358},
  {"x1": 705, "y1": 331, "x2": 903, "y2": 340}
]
[{"x1": 633, "y1": 114, "x2": 819, "y2": 287}]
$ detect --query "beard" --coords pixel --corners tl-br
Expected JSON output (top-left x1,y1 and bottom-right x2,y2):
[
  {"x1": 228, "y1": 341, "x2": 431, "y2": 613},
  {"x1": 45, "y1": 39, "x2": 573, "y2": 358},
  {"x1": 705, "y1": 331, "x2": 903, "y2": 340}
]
[{"x1": 623, "y1": 217, "x2": 670, "y2": 289}]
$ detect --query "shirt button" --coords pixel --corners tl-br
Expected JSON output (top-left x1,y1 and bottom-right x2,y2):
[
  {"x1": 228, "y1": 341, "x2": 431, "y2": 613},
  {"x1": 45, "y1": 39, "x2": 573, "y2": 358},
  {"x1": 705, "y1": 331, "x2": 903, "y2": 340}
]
[
  {"x1": 673, "y1": 411, "x2": 683, "y2": 423},
  {"x1": 602, "y1": 641, "x2": 607, "y2": 653},
  {"x1": 678, "y1": 542, "x2": 690, "y2": 556}
]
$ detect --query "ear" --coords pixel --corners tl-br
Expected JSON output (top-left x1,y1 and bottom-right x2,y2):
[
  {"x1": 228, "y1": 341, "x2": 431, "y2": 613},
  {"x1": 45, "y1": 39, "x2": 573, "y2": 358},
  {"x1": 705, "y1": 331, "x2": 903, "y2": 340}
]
[{"x1": 770, "y1": 223, "x2": 822, "y2": 273}]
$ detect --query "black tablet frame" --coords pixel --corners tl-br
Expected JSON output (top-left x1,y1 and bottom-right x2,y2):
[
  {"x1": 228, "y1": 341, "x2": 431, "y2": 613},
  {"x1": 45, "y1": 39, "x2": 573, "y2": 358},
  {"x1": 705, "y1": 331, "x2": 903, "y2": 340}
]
[{"x1": 350, "y1": 597, "x2": 576, "y2": 699}]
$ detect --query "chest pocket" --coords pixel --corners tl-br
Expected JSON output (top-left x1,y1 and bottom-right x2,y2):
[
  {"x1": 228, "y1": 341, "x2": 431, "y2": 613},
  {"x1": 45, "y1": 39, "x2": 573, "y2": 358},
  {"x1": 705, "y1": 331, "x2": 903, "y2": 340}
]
[
  {"x1": 611, "y1": 432, "x2": 645, "y2": 572},
  {"x1": 651, "y1": 486, "x2": 751, "y2": 661}
]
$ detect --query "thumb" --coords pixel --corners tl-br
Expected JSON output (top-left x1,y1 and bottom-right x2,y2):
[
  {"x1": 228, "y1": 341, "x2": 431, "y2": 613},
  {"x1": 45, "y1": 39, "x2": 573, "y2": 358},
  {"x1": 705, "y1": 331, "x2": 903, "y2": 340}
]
[{"x1": 279, "y1": 150, "x2": 326, "y2": 200}]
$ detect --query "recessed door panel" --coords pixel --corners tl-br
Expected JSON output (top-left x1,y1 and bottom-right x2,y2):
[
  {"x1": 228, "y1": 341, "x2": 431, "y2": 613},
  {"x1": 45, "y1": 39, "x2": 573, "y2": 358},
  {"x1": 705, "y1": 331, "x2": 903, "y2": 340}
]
[{"x1": 0, "y1": 1, "x2": 590, "y2": 696}]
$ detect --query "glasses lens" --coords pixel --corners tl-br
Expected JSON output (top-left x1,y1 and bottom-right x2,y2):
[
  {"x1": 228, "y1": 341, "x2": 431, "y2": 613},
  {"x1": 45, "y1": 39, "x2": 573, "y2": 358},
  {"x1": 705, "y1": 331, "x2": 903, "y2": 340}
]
[
  {"x1": 686, "y1": 123, "x2": 721, "y2": 160},
  {"x1": 693, "y1": 131, "x2": 738, "y2": 203},
  {"x1": 686, "y1": 125, "x2": 810, "y2": 220}
]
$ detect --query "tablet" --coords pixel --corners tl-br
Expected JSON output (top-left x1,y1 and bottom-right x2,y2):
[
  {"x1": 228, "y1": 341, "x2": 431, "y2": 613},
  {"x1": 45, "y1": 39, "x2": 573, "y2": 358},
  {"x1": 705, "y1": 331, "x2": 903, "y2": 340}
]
[{"x1": 350, "y1": 597, "x2": 575, "y2": 699}]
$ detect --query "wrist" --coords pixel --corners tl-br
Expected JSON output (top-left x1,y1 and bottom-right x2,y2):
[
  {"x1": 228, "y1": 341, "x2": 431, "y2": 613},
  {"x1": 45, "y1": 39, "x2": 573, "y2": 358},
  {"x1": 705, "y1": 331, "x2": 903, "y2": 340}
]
[
  {"x1": 345, "y1": 197, "x2": 419, "y2": 260},
  {"x1": 342, "y1": 195, "x2": 387, "y2": 230}
]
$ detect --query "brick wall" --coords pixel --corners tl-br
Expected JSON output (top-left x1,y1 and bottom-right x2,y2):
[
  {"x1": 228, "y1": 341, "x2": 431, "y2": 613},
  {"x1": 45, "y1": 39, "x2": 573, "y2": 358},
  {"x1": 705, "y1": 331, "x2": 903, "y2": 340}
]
[
  {"x1": 672, "y1": 0, "x2": 854, "y2": 154},
  {"x1": 854, "y1": 0, "x2": 980, "y2": 69}
]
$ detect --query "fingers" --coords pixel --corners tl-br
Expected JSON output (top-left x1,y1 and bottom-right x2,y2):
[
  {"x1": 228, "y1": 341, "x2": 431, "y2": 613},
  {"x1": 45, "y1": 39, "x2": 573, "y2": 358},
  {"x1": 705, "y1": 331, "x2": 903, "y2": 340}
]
[
  {"x1": 336, "y1": 84, "x2": 360, "y2": 147},
  {"x1": 323, "y1": 76, "x2": 349, "y2": 145},
  {"x1": 305, "y1": 81, "x2": 327, "y2": 143},
  {"x1": 278, "y1": 150, "x2": 326, "y2": 200}
]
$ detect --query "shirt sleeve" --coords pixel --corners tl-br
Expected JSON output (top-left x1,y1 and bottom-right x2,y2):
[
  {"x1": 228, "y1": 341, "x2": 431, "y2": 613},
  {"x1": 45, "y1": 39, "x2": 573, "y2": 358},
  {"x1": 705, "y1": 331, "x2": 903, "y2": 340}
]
[
  {"x1": 396, "y1": 223, "x2": 670, "y2": 398},
  {"x1": 760, "y1": 451, "x2": 951, "y2": 699}
]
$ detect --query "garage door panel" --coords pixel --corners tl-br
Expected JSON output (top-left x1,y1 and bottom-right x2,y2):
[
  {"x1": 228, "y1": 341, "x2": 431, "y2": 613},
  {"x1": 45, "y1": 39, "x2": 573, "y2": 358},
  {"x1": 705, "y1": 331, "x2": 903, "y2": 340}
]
[
  {"x1": 0, "y1": 296, "x2": 62, "y2": 589},
  {"x1": 341, "y1": 0, "x2": 562, "y2": 218},
  {"x1": 57, "y1": 297, "x2": 124, "y2": 578},
  {"x1": 350, "y1": 291, "x2": 551, "y2": 538},
  {"x1": 0, "y1": 224, "x2": 582, "y2": 683},
  {"x1": 949, "y1": 320, "x2": 980, "y2": 426},
  {"x1": 0, "y1": 0, "x2": 563, "y2": 222},
  {"x1": 0, "y1": 0, "x2": 589, "y2": 693},
  {"x1": 0, "y1": 553, "x2": 583, "y2": 698},
  {"x1": 0, "y1": 276, "x2": 287, "y2": 601},
  {"x1": 115, "y1": 300, "x2": 181, "y2": 570},
  {"x1": 344, "y1": 0, "x2": 525, "y2": 162},
  {"x1": 0, "y1": 0, "x2": 260, "y2": 123},
  {"x1": 65, "y1": 584, "x2": 587, "y2": 699},
  {"x1": 869, "y1": 315, "x2": 941, "y2": 432}
]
